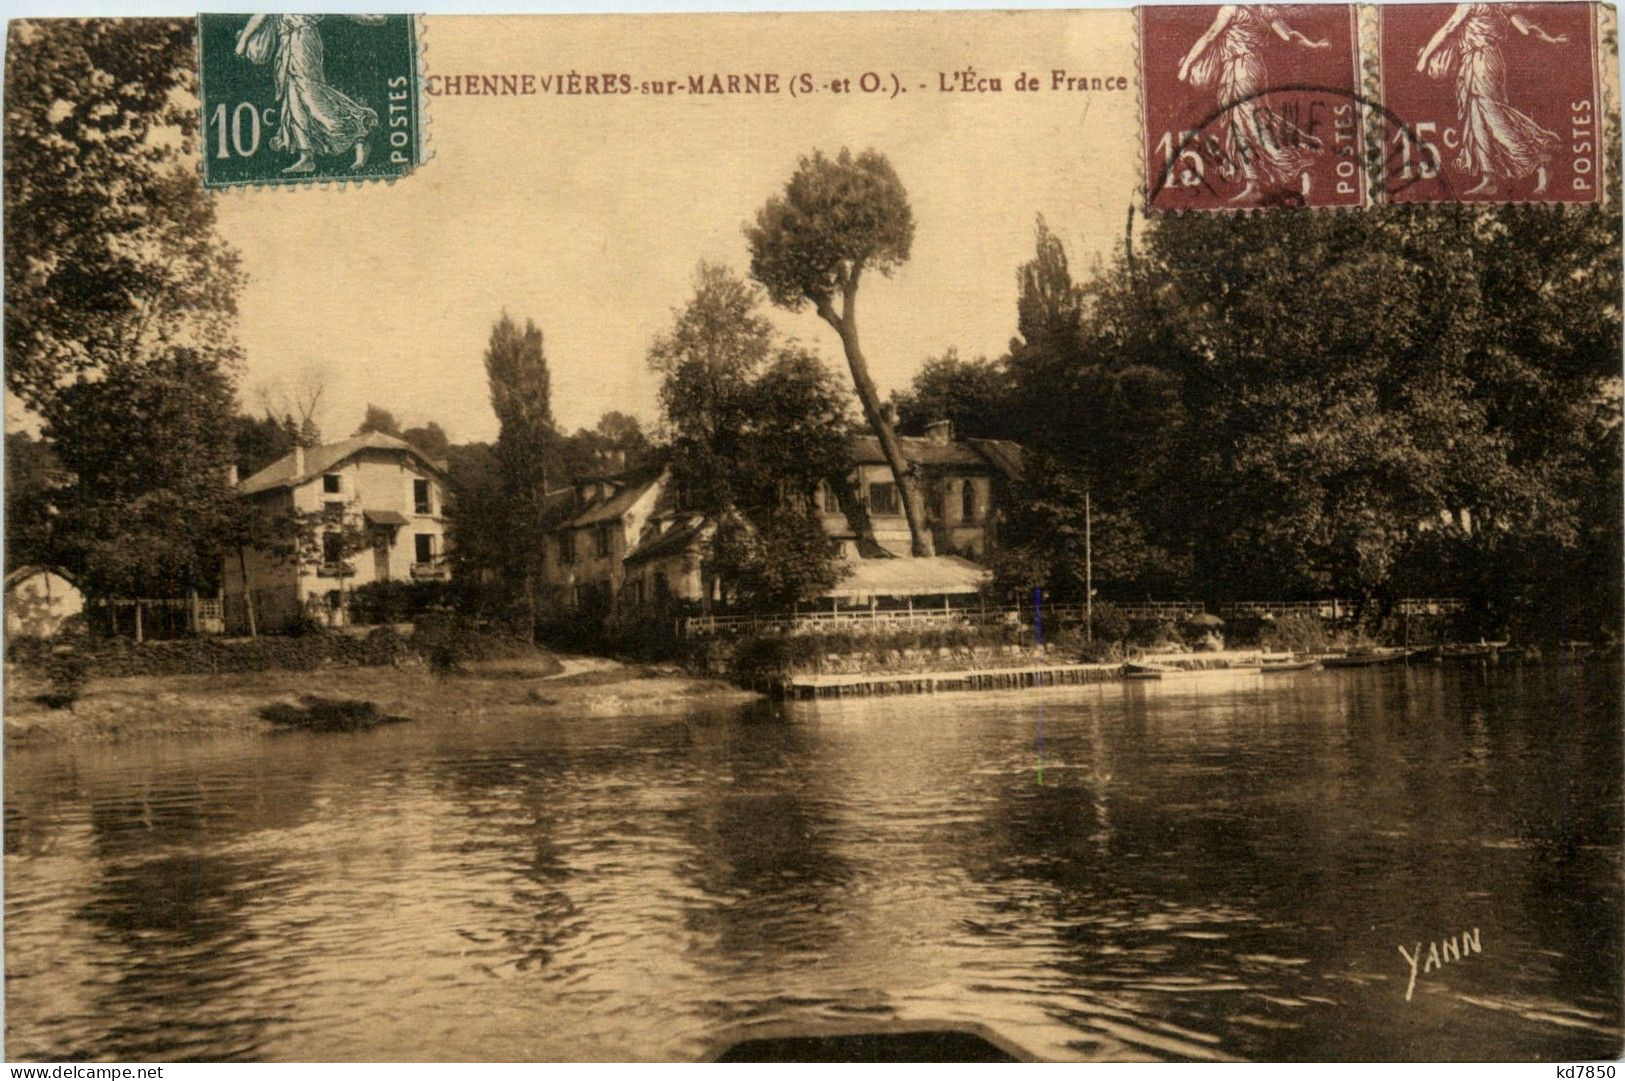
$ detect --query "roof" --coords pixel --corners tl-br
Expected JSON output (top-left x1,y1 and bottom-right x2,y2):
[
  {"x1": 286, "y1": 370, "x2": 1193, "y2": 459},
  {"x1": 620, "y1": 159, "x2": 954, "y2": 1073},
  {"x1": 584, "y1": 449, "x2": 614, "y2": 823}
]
[
  {"x1": 562, "y1": 470, "x2": 666, "y2": 529},
  {"x1": 966, "y1": 438, "x2": 1025, "y2": 479},
  {"x1": 848, "y1": 433, "x2": 1024, "y2": 476},
  {"x1": 5, "y1": 565, "x2": 78, "y2": 591},
  {"x1": 238, "y1": 432, "x2": 447, "y2": 496},
  {"x1": 822, "y1": 555, "x2": 991, "y2": 599},
  {"x1": 363, "y1": 509, "x2": 410, "y2": 527},
  {"x1": 539, "y1": 486, "x2": 577, "y2": 527},
  {"x1": 848, "y1": 434, "x2": 986, "y2": 468},
  {"x1": 624, "y1": 519, "x2": 711, "y2": 566}
]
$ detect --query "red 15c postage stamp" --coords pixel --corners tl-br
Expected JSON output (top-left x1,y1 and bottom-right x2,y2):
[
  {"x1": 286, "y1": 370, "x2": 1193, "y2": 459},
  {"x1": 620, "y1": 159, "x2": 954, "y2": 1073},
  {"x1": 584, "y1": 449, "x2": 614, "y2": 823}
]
[
  {"x1": 1379, "y1": 2, "x2": 1602, "y2": 204},
  {"x1": 1140, "y1": 4, "x2": 1365, "y2": 211}
]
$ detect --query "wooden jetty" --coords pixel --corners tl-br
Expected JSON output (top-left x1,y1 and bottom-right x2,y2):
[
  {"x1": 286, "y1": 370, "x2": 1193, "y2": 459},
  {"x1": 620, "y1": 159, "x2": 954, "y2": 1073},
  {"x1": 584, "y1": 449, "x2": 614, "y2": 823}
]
[{"x1": 782, "y1": 662, "x2": 1123, "y2": 700}]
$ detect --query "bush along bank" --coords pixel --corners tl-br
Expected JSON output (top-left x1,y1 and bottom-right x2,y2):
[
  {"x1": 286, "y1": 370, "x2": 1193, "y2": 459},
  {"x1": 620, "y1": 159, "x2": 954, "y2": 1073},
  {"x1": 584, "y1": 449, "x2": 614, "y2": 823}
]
[
  {"x1": 6, "y1": 616, "x2": 534, "y2": 680},
  {"x1": 701, "y1": 623, "x2": 1105, "y2": 689}
]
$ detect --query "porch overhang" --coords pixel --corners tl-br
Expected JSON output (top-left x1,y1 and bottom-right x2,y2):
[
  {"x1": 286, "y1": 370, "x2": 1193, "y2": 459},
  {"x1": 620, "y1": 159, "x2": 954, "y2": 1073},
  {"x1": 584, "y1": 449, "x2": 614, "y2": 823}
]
[{"x1": 821, "y1": 556, "x2": 990, "y2": 600}]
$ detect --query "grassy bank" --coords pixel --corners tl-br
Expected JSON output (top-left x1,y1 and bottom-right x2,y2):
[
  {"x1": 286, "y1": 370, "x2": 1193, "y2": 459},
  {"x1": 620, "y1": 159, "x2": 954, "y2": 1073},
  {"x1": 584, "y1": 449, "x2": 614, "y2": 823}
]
[{"x1": 3, "y1": 654, "x2": 759, "y2": 748}]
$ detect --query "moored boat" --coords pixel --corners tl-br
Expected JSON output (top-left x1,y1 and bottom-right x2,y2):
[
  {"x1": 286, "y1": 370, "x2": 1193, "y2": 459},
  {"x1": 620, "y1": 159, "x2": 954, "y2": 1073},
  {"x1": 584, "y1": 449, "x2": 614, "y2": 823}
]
[{"x1": 1259, "y1": 657, "x2": 1319, "y2": 672}]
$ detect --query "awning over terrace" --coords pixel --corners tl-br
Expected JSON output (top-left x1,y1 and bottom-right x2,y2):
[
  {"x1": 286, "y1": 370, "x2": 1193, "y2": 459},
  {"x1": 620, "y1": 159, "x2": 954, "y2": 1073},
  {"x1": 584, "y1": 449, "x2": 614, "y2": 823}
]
[{"x1": 821, "y1": 556, "x2": 990, "y2": 600}]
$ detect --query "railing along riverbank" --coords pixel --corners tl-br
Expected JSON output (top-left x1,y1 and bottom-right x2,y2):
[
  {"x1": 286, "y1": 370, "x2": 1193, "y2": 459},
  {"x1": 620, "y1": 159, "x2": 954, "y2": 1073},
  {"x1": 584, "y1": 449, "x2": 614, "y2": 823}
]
[{"x1": 683, "y1": 597, "x2": 1466, "y2": 637}]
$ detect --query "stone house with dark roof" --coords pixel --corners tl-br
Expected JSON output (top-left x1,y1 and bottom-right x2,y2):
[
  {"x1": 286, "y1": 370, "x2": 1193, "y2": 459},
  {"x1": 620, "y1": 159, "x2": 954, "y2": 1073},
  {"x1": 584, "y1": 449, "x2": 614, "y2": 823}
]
[
  {"x1": 542, "y1": 466, "x2": 671, "y2": 615},
  {"x1": 828, "y1": 420, "x2": 1024, "y2": 560},
  {"x1": 223, "y1": 432, "x2": 450, "y2": 632},
  {"x1": 591, "y1": 421, "x2": 1024, "y2": 615}
]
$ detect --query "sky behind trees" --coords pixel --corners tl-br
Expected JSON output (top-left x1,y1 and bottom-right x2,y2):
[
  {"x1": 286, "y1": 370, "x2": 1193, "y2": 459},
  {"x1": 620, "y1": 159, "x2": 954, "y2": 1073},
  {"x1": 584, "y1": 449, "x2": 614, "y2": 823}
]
[{"x1": 198, "y1": 10, "x2": 1141, "y2": 442}]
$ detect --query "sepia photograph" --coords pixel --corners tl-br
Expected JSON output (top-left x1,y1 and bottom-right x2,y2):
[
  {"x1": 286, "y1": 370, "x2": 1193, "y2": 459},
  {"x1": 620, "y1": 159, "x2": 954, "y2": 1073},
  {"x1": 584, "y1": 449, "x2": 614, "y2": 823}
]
[{"x1": 1, "y1": 0, "x2": 1621, "y2": 1067}]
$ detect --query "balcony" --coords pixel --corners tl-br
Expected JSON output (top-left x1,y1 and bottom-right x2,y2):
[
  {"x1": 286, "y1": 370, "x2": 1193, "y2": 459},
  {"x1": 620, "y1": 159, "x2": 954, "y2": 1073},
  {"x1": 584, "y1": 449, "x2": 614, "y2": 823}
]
[
  {"x1": 318, "y1": 561, "x2": 355, "y2": 579},
  {"x1": 411, "y1": 562, "x2": 451, "y2": 582}
]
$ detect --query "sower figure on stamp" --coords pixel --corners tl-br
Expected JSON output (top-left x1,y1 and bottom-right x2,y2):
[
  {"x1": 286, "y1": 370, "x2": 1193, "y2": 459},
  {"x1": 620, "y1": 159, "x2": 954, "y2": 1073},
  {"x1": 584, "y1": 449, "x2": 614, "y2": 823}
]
[
  {"x1": 236, "y1": 14, "x2": 382, "y2": 175},
  {"x1": 1416, "y1": 4, "x2": 1565, "y2": 196},
  {"x1": 1177, "y1": 4, "x2": 1330, "y2": 204}
]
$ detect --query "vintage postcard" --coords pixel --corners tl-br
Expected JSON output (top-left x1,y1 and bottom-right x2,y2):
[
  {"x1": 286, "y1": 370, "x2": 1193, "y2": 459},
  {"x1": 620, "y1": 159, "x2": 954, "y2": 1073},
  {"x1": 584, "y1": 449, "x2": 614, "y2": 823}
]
[{"x1": 3, "y1": 2, "x2": 1621, "y2": 1068}]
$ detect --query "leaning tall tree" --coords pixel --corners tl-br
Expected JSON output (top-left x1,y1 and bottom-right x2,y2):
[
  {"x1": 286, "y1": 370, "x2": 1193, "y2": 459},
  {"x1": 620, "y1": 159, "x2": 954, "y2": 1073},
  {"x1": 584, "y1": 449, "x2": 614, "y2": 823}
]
[{"x1": 747, "y1": 148, "x2": 934, "y2": 557}]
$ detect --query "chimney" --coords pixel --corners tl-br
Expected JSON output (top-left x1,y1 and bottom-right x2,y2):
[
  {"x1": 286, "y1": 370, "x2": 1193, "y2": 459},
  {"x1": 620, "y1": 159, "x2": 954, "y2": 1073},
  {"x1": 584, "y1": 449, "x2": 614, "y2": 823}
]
[
  {"x1": 924, "y1": 419, "x2": 954, "y2": 444},
  {"x1": 292, "y1": 444, "x2": 306, "y2": 477}
]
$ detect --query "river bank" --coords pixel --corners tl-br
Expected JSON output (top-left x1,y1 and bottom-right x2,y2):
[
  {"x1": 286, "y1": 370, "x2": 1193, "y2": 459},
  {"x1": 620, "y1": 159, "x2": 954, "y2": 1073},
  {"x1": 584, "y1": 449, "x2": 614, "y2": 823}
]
[{"x1": 3, "y1": 654, "x2": 760, "y2": 748}]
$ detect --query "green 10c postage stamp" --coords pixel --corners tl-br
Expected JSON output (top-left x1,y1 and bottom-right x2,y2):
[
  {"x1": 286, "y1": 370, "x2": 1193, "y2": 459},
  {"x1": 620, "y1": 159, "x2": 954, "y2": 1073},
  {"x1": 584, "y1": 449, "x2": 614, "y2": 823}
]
[{"x1": 197, "y1": 14, "x2": 422, "y2": 188}]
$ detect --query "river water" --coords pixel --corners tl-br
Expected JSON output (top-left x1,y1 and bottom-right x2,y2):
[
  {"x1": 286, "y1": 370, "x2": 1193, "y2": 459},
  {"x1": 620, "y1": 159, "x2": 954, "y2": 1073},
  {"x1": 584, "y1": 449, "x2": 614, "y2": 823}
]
[{"x1": 5, "y1": 661, "x2": 1621, "y2": 1062}]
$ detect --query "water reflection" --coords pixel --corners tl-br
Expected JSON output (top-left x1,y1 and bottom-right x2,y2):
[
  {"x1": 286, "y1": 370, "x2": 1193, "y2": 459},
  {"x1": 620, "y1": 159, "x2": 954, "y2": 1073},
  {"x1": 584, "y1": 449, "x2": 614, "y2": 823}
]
[{"x1": 6, "y1": 662, "x2": 1620, "y2": 1061}]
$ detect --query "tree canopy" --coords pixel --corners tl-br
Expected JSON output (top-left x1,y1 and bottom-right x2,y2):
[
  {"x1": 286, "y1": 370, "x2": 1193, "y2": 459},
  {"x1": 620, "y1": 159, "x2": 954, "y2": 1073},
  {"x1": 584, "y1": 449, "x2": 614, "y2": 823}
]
[
  {"x1": 480, "y1": 313, "x2": 557, "y2": 637},
  {"x1": 4, "y1": 19, "x2": 242, "y2": 411},
  {"x1": 994, "y1": 199, "x2": 1621, "y2": 637},
  {"x1": 747, "y1": 147, "x2": 934, "y2": 556},
  {"x1": 651, "y1": 264, "x2": 852, "y2": 607}
]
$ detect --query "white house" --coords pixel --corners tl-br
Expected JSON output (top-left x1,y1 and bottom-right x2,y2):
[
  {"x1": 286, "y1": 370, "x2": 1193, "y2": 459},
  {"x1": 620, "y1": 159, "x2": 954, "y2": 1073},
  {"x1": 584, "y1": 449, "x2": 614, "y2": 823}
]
[{"x1": 223, "y1": 432, "x2": 450, "y2": 632}]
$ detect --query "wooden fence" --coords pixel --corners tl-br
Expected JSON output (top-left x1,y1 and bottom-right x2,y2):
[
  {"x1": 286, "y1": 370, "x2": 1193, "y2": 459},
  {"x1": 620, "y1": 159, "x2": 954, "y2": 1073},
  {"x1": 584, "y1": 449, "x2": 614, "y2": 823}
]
[{"x1": 90, "y1": 597, "x2": 224, "y2": 640}]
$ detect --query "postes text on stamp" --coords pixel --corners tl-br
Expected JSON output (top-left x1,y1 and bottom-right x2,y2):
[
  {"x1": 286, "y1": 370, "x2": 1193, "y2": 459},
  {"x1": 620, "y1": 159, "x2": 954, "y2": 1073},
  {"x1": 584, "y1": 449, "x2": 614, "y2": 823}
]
[
  {"x1": 1140, "y1": 4, "x2": 1365, "y2": 211},
  {"x1": 198, "y1": 14, "x2": 422, "y2": 189},
  {"x1": 1378, "y1": 3, "x2": 1601, "y2": 204}
]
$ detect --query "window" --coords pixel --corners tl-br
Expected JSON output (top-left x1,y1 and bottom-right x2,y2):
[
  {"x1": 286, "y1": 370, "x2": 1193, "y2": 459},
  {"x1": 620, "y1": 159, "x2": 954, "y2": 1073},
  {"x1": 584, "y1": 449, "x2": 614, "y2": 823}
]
[
  {"x1": 415, "y1": 534, "x2": 434, "y2": 563},
  {"x1": 595, "y1": 522, "x2": 613, "y2": 558},
  {"x1": 413, "y1": 478, "x2": 432, "y2": 515},
  {"x1": 821, "y1": 482, "x2": 843, "y2": 513},
  {"x1": 323, "y1": 474, "x2": 342, "y2": 494},
  {"x1": 653, "y1": 571, "x2": 669, "y2": 599},
  {"x1": 323, "y1": 500, "x2": 345, "y2": 523},
  {"x1": 558, "y1": 531, "x2": 576, "y2": 565},
  {"x1": 962, "y1": 480, "x2": 978, "y2": 522},
  {"x1": 322, "y1": 532, "x2": 346, "y2": 565},
  {"x1": 574, "y1": 583, "x2": 593, "y2": 608},
  {"x1": 628, "y1": 579, "x2": 644, "y2": 605},
  {"x1": 868, "y1": 481, "x2": 900, "y2": 516}
]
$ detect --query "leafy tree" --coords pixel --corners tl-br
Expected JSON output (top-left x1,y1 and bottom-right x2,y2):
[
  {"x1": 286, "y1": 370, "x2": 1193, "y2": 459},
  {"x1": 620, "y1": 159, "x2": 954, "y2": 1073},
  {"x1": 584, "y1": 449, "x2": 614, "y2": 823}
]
[
  {"x1": 4, "y1": 431, "x2": 69, "y2": 573},
  {"x1": 890, "y1": 349, "x2": 1017, "y2": 440},
  {"x1": 1003, "y1": 196, "x2": 1621, "y2": 635},
  {"x1": 650, "y1": 263, "x2": 771, "y2": 511},
  {"x1": 650, "y1": 266, "x2": 852, "y2": 607},
  {"x1": 747, "y1": 147, "x2": 934, "y2": 556},
  {"x1": 43, "y1": 348, "x2": 238, "y2": 608},
  {"x1": 402, "y1": 421, "x2": 451, "y2": 461},
  {"x1": 483, "y1": 313, "x2": 556, "y2": 640},
  {"x1": 557, "y1": 411, "x2": 652, "y2": 480},
  {"x1": 232, "y1": 411, "x2": 301, "y2": 479},
  {"x1": 5, "y1": 19, "x2": 242, "y2": 411},
  {"x1": 1002, "y1": 218, "x2": 1186, "y2": 597},
  {"x1": 356, "y1": 404, "x2": 403, "y2": 438},
  {"x1": 444, "y1": 441, "x2": 507, "y2": 604}
]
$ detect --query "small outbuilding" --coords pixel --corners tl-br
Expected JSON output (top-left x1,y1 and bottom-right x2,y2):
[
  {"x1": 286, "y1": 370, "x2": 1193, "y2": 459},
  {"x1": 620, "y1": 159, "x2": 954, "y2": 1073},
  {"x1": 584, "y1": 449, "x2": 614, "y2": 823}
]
[{"x1": 5, "y1": 565, "x2": 85, "y2": 639}]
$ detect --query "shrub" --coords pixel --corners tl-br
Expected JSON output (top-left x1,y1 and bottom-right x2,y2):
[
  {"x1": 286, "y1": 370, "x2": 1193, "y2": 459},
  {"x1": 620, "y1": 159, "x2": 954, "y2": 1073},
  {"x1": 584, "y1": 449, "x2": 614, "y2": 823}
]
[
  {"x1": 1089, "y1": 601, "x2": 1131, "y2": 644},
  {"x1": 5, "y1": 617, "x2": 530, "y2": 680},
  {"x1": 359, "y1": 625, "x2": 415, "y2": 667},
  {"x1": 348, "y1": 580, "x2": 459, "y2": 625},
  {"x1": 41, "y1": 648, "x2": 90, "y2": 709},
  {"x1": 1130, "y1": 618, "x2": 1184, "y2": 649},
  {"x1": 1258, "y1": 612, "x2": 1331, "y2": 653}
]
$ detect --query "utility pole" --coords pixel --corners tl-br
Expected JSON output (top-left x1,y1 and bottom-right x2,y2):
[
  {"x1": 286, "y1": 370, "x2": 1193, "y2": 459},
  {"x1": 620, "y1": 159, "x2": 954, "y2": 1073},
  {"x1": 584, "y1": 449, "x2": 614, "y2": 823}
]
[{"x1": 1085, "y1": 487, "x2": 1093, "y2": 643}]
